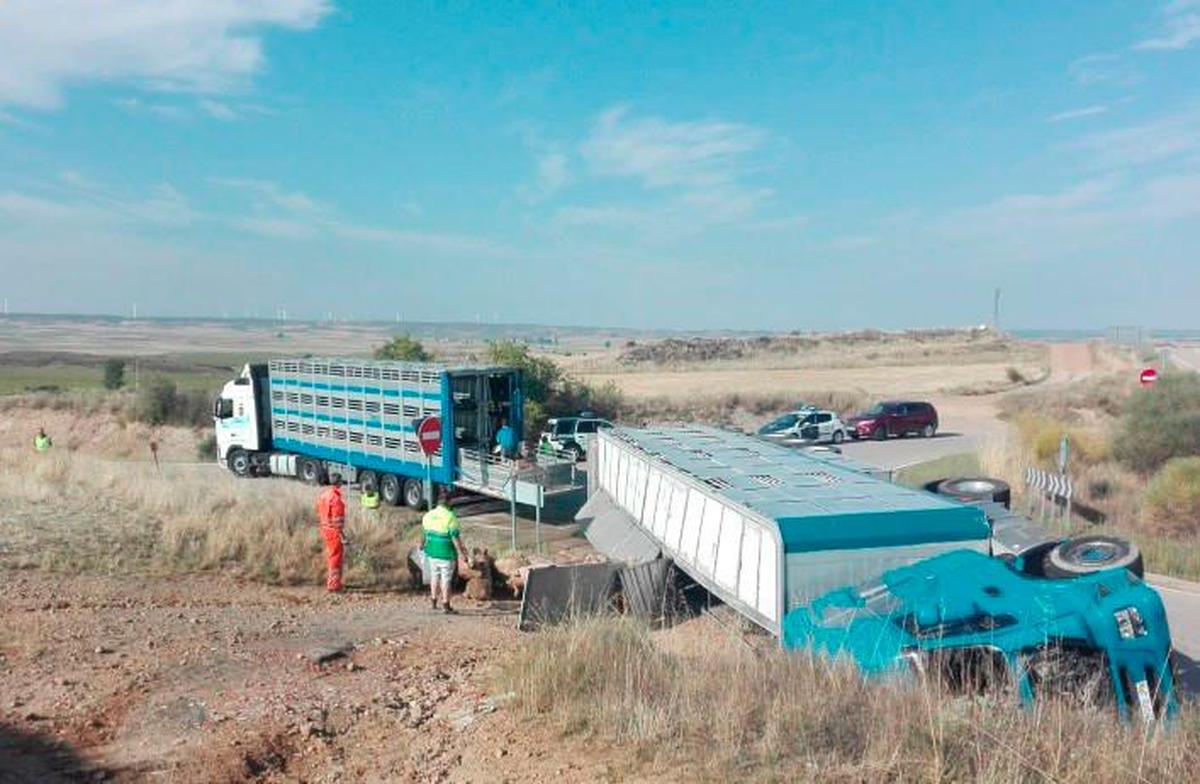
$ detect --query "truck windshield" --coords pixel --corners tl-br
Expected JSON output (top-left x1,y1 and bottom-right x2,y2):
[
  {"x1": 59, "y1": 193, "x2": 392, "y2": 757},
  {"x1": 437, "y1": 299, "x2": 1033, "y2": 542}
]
[{"x1": 553, "y1": 419, "x2": 575, "y2": 435}]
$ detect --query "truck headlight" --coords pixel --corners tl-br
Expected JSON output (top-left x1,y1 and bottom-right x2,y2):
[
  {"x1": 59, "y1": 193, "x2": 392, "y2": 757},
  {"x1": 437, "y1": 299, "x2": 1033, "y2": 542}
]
[{"x1": 1114, "y1": 607, "x2": 1147, "y2": 639}]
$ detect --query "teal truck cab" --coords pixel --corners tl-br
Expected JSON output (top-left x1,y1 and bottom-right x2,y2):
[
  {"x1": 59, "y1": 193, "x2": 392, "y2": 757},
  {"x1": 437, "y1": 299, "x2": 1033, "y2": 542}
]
[{"x1": 783, "y1": 549, "x2": 1177, "y2": 722}]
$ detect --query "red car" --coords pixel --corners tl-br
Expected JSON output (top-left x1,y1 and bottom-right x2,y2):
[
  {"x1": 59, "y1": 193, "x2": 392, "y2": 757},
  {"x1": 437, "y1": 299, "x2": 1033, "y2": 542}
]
[{"x1": 848, "y1": 401, "x2": 938, "y2": 440}]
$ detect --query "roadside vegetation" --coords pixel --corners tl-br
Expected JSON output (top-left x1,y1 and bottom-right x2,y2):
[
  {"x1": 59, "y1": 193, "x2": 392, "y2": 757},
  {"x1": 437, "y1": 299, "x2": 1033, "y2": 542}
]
[
  {"x1": 993, "y1": 372, "x2": 1200, "y2": 579},
  {"x1": 502, "y1": 617, "x2": 1198, "y2": 782},
  {"x1": 0, "y1": 449, "x2": 419, "y2": 587}
]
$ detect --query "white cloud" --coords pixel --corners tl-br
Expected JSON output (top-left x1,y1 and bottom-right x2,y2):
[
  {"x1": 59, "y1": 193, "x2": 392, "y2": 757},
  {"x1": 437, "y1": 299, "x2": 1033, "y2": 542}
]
[
  {"x1": 1076, "y1": 107, "x2": 1200, "y2": 169},
  {"x1": 211, "y1": 177, "x2": 320, "y2": 213},
  {"x1": 1136, "y1": 0, "x2": 1200, "y2": 51},
  {"x1": 0, "y1": 0, "x2": 331, "y2": 109},
  {"x1": 576, "y1": 106, "x2": 775, "y2": 228},
  {"x1": 1046, "y1": 105, "x2": 1109, "y2": 124},
  {"x1": 582, "y1": 106, "x2": 767, "y2": 190},
  {"x1": 516, "y1": 149, "x2": 570, "y2": 203},
  {"x1": 0, "y1": 182, "x2": 199, "y2": 228},
  {"x1": 1068, "y1": 54, "x2": 1141, "y2": 87},
  {"x1": 198, "y1": 98, "x2": 238, "y2": 121},
  {"x1": 113, "y1": 96, "x2": 190, "y2": 122}
]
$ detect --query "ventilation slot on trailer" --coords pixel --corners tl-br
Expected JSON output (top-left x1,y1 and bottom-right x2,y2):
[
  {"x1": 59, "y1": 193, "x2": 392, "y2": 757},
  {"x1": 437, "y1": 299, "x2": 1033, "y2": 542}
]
[{"x1": 749, "y1": 474, "x2": 783, "y2": 487}]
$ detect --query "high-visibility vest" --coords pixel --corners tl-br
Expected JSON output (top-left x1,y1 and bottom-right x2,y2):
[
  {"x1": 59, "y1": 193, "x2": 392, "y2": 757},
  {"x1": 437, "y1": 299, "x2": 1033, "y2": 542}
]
[
  {"x1": 34, "y1": 435, "x2": 51, "y2": 452},
  {"x1": 421, "y1": 504, "x2": 460, "y2": 560},
  {"x1": 360, "y1": 491, "x2": 380, "y2": 510}
]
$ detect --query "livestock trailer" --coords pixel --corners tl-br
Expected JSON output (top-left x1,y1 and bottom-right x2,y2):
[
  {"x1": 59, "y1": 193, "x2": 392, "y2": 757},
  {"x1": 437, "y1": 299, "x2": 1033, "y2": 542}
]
[
  {"x1": 579, "y1": 426, "x2": 991, "y2": 635},
  {"x1": 214, "y1": 357, "x2": 577, "y2": 507}
]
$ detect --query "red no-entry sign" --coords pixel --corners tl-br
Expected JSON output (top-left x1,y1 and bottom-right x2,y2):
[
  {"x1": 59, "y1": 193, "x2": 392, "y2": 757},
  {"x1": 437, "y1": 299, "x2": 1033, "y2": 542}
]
[
  {"x1": 416, "y1": 416, "x2": 442, "y2": 456},
  {"x1": 1140, "y1": 367, "x2": 1159, "y2": 387}
]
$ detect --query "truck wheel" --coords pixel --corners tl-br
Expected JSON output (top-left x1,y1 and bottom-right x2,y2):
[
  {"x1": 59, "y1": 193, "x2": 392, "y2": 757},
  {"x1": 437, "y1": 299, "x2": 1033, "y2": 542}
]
[
  {"x1": 922, "y1": 424, "x2": 936, "y2": 438},
  {"x1": 227, "y1": 449, "x2": 251, "y2": 477},
  {"x1": 832, "y1": 430, "x2": 845, "y2": 444},
  {"x1": 403, "y1": 478, "x2": 426, "y2": 510},
  {"x1": 564, "y1": 443, "x2": 583, "y2": 462},
  {"x1": 379, "y1": 473, "x2": 403, "y2": 507},
  {"x1": 1045, "y1": 535, "x2": 1144, "y2": 579},
  {"x1": 359, "y1": 470, "x2": 378, "y2": 493},
  {"x1": 936, "y1": 477, "x2": 1011, "y2": 509},
  {"x1": 298, "y1": 457, "x2": 325, "y2": 485},
  {"x1": 874, "y1": 425, "x2": 888, "y2": 441}
]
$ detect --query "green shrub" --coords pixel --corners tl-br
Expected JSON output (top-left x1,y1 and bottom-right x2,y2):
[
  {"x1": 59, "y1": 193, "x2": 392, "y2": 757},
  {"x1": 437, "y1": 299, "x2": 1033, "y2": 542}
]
[
  {"x1": 196, "y1": 433, "x2": 218, "y2": 461},
  {"x1": 1142, "y1": 457, "x2": 1200, "y2": 537},
  {"x1": 374, "y1": 334, "x2": 433, "y2": 362},
  {"x1": 132, "y1": 377, "x2": 212, "y2": 427},
  {"x1": 102, "y1": 358, "x2": 126, "y2": 390},
  {"x1": 1113, "y1": 374, "x2": 1200, "y2": 472}
]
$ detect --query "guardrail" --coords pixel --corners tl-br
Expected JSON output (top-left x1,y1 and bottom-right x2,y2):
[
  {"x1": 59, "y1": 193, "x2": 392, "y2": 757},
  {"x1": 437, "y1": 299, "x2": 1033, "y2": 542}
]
[{"x1": 1025, "y1": 466, "x2": 1073, "y2": 523}]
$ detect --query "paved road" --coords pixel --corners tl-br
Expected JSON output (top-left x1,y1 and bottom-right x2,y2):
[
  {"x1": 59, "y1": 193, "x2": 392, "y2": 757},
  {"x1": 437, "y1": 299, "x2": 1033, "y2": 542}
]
[
  {"x1": 1165, "y1": 344, "x2": 1200, "y2": 373},
  {"x1": 836, "y1": 432, "x2": 981, "y2": 473}
]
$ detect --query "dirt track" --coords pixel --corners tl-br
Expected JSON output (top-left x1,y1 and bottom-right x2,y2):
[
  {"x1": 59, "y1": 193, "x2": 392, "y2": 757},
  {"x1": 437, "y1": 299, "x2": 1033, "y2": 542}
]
[{"x1": 0, "y1": 571, "x2": 650, "y2": 783}]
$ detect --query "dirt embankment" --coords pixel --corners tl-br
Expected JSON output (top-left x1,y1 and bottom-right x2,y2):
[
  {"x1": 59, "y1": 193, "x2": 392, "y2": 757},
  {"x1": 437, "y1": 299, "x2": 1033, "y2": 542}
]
[
  {"x1": 0, "y1": 402, "x2": 203, "y2": 462},
  {"x1": 0, "y1": 573, "x2": 644, "y2": 783}
]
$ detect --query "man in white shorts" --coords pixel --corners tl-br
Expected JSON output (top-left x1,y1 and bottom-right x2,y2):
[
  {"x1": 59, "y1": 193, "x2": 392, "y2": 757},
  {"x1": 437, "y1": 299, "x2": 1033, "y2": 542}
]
[{"x1": 421, "y1": 488, "x2": 466, "y2": 613}]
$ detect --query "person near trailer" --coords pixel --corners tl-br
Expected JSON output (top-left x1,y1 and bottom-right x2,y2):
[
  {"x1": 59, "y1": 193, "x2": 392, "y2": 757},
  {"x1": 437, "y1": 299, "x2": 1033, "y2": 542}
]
[
  {"x1": 421, "y1": 488, "x2": 467, "y2": 613},
  {"x1": 316, "y1": 475, "x2": 347, "y2": 593},
  {"x1": 493, "y1": 417, "x2": 518, "y2": 458},
  {"x1": 359, "y1": 479, "x2": 381, "y2": 521}
]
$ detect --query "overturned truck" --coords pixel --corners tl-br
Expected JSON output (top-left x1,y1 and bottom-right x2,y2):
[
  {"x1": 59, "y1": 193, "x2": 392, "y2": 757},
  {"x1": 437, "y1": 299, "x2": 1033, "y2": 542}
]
[{"x1": 579, "y1": 426, "x2": 1176, "y2": 721}]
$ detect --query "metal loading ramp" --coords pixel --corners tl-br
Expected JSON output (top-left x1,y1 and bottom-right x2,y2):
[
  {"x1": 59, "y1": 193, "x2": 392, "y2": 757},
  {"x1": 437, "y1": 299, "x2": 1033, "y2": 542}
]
[{"x1": 583, "y1": 426, "x2": 991, "y2": 636}]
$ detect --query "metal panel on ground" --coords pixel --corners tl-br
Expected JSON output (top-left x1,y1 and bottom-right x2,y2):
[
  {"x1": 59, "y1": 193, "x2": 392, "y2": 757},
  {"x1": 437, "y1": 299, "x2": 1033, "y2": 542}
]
[
  {"x1": 578, "y1": 491, "x2": 662, "y2": 566},
  {"x1": 518, "y1": 564, "x2": 621, "y2": 631}
]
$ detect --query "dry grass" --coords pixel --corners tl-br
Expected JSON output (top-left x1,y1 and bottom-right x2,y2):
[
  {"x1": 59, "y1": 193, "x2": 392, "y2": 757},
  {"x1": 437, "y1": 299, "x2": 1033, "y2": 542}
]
[
  {"x1": 501, "y1": 617, "x2": 1198, "y2": 783},
  {"x1": 0, "y1": 449, "x2": 419, "y2": 587},
  {"x1": 623, "y1": 390, "x2": 870, "y2": 431},
  {"x1": 1142, "y1": 457, "x2": 1200, "y2": 539}
]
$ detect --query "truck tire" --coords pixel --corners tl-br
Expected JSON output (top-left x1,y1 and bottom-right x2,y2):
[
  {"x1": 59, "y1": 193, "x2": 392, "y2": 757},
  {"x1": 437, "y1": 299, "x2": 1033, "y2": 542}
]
[
  {"x1": 1044, "y1": 535, "x2": 1144, "y2": 579},
  {"x1": 379, "y1": 473, "x2": 403, "y2": 507},
  {"x1": 359, "y1": 470, "x2": 378, "y2": 493},
  {"x1": 874, "y1": 425, "x2": 888, "y2": 441},
  {"x1": 298, "y1": 457, "x2": 325, "y2": 485},
  {"x1": 227, "y1": 449, "x2": 251, "y2": 477},
  {"x1": 832, "y1": 430, "x2": 845, "y2": 444},
  {"x1": 922, "y1": 423, "x2": 936, "y2": 438},
  {"x1": 936, "y1": 477, "x2": 1012, "y2": 509},
  {"x1": 1014, "y1": 540, "x2": 1060, "y2": 577},
  {"x1": 403, "y1": 478, "x2": 426, "y2": 510},
  {"x1": 564, "y1": 442, "x2": 583, "y2": 462}
]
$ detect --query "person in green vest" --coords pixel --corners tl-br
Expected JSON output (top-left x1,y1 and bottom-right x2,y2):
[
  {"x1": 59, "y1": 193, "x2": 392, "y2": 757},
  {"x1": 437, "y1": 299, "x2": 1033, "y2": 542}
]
[
  {"x1": 34, "y1": 428, "x2": 52, "y2": 452},
  {"x1": 421, "y1": 488, "x2": 466, "y2": 613}
]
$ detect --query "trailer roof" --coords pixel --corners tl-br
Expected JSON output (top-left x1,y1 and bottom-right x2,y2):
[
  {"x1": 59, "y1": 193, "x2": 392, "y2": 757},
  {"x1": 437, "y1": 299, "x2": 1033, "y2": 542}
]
[
  {"x1": 607, "y1": 425, "x2": 988, "y2": 552},
  {"x1": 267, "y1": 357, "x2": 517, "y2": 374}
]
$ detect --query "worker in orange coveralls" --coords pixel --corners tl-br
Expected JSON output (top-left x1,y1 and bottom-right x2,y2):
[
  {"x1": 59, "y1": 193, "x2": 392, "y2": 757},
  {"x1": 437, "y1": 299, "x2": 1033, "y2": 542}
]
[{"x1": 316, "y1": 474, "x2": 347, "y2": 592}]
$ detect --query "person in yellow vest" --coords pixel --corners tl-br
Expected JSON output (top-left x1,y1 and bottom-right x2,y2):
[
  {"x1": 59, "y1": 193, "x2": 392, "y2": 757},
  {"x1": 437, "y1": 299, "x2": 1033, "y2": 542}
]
[
  {"x1": 421, "y1": 488, "x2": 466, "y2": 613},
  {"x1": 34, "y1": 428, "x2": 52, "y2": 452},
  {"x1": 359, "y1": 481, "x2": 381, "y2": 521}
]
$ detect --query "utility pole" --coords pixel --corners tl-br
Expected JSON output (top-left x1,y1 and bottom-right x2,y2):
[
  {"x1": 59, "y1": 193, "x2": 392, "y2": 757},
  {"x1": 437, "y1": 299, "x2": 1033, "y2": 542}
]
[{"x1": 992, "y1": 288, "x2": 1001, "y2": 333}]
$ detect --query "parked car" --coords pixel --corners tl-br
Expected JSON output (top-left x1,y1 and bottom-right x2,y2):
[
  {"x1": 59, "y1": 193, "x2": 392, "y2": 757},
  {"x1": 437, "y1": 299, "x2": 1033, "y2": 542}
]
[
  {"x1": 540, "y1": 414, "x2": 613, "y2": 461},
  {"x1": 757, "y1": 409, "x2": 849, "y2": 444},
  {"x1": 847, "y1": 400, "x2": 938, "y2": 440}
]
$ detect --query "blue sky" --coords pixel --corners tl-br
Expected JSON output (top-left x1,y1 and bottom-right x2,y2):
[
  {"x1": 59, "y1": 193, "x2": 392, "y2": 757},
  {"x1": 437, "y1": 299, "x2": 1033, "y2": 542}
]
[{"x1": 1, "y1": 1, "x2": 1198, "y2": 330}]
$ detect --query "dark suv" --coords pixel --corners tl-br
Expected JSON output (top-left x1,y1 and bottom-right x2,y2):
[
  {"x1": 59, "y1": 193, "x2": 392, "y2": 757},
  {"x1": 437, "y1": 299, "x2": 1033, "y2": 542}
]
[{"x1": 847, "y1": 401, "x2": 938, "y2": 440}]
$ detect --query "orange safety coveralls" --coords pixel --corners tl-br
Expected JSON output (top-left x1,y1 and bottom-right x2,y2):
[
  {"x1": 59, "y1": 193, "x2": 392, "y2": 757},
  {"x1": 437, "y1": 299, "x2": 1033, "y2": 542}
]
[{"x1": 316, "y1": 485, "x2": 346, "y2": 592}]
